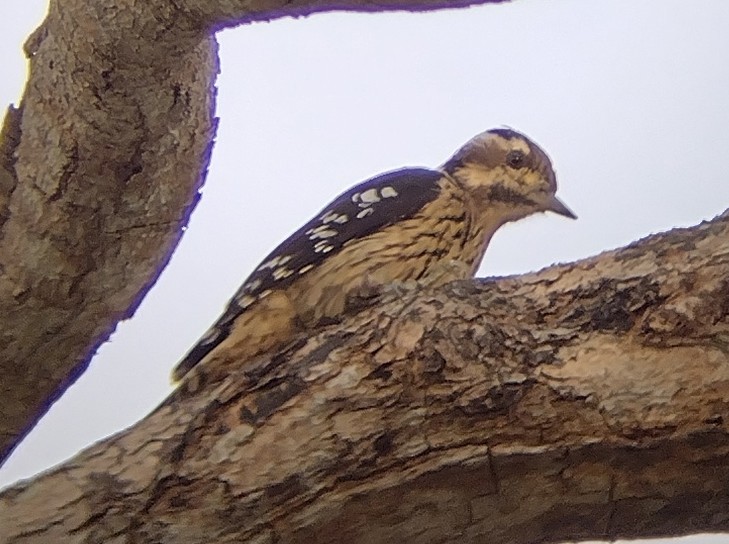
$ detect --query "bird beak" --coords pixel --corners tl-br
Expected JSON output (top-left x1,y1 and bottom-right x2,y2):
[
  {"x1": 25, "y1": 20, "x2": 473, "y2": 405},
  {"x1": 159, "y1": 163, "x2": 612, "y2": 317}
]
[{"x1": 546, "y1": 194, "x2": 577, "y2": 219}]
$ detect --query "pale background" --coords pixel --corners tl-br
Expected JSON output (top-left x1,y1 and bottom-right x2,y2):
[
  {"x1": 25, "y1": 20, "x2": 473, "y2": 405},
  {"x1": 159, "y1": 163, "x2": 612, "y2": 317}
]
[{"x1": 1, "y1": 1, "x2": 728, "y2": 542}]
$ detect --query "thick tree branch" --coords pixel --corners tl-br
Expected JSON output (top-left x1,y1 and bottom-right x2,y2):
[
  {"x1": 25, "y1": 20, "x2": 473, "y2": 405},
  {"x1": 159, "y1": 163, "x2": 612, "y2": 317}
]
[
  {"x1": 0, "y1": 1, "x2": 218, "y2": 464},
  {"x1": 2, "y1": 210, "x2": 728, "y2": 543},
  {"x1": 0, "y1": 0, "x2": 508, "y2": 466}
]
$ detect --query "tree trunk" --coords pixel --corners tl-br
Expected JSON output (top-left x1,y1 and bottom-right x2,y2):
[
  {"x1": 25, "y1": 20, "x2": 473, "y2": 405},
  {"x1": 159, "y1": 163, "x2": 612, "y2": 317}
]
[
  {"x1": 1, "y1": 209, "x2": 728, "y2": 543},
  {"x1": 0, "y1": 0, "x2": 508, "y2": 466}
]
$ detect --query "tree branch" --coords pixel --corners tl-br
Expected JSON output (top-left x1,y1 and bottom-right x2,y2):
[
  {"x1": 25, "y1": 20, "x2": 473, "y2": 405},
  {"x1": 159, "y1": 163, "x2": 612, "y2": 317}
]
[
  {"x1": 0, "y1": 0, "x2": 509, "y2": 466},
  {"x1": 178, "y1": 0, "x2": 512, "y2": 29},
  {"x1": 2, "y1": 210, "x2": 728, "y2": 543}
]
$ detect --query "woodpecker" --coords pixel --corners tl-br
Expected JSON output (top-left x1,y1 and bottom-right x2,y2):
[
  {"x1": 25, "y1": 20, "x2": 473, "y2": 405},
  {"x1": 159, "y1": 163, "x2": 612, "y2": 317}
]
[{"x1": 172, "y1": 128, "x2": 576, "y2": 383}]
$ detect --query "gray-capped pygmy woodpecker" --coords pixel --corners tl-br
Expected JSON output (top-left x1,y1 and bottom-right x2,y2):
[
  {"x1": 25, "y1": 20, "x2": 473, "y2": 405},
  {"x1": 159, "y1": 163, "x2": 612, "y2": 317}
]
[{"x1": 172, "y1": 128, "x2": 576, "y2": 384}]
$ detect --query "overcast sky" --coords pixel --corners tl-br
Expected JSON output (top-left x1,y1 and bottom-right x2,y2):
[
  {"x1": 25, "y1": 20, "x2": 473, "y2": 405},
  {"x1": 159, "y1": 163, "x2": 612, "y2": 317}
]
[{"x1": 2, "y1": 1, "x2": 729, "y2": 542}]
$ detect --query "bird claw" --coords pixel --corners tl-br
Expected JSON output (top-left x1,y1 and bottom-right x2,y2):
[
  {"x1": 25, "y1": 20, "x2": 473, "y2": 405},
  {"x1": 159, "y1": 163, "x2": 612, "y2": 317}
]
[
  {"x1": 344, "y1": 278, "x2": 418, "y2": 312},
  {"x1": 344, "y1": 260, "x2": 472, "y2": 313},
  {"x1": 418, "y1": 259, "x2": 472, "y2": 287},
  {"x1": 378, "y1": 279, "x2": 420, "y2": 298}
]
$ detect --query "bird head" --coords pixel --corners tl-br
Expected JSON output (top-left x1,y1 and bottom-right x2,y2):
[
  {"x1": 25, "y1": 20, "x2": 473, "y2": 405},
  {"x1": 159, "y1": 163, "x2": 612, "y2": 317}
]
[{"x1": 442, "y1": 128, "x2": 576, "y2": 223}]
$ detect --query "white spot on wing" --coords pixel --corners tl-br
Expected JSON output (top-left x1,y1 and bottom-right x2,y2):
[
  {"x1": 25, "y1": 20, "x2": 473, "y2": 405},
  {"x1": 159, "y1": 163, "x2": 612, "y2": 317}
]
[
  {"x1": 258, "y1": 256, "x2": 281, "y2": 271},
  {"x1": 321, "y1": 211, "x2": 348, "y2": 224},
  {"x1": 298, "y1": 264, "x2": 315, "y2": 275},
  {"x1": 359, "y1": 188, "x2": 381, "y2": 204},
  {"x1": 237, "y1": 294, "x2": 257, "y2": 308},
  {"x1": 356, "y1": 208, "x2": 374, "y2": 219},
  {"x1": 307, "y1": 226, "x2": 338, "y2": 240},
  {"x1": 244, "y1": 278, "x2": 262, "y2": 292},
  {"x1": 258, "y1": 254, "x2": 293, "y2": 271},
  {"x1": 380, "y1": 186, "x2": 398, "y2": 198},
  {"x1": 314, "y1": 240, "x2": 335, "y2": 253},
  {"x1": 272, "y1": 267, "x2": 294, "y2": 280},
  {"x1": 199, "y1": 327, "x2": 220, "y2": 344}
]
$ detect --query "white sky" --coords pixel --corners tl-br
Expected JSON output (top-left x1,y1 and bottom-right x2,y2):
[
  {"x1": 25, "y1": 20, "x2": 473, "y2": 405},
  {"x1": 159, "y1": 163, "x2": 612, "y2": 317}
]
[{"x1": 1, "y1": 1, "x2": 729, "y2": 542}]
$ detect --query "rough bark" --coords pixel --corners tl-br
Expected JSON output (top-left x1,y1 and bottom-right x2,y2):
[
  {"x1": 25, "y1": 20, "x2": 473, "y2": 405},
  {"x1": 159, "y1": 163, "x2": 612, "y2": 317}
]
[
  {"x1": 0, "y1": 0, "x2": 508, "y2": 466},
  {"x1": 1, "y1": 210, "x2": 728, "y2": 544}
]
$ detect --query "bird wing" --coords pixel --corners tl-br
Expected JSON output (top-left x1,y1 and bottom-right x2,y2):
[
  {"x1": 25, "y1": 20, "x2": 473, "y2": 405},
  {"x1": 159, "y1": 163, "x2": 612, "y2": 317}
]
[{"x1": 172, "y1": 167, "x2": 443, "y2": 381}]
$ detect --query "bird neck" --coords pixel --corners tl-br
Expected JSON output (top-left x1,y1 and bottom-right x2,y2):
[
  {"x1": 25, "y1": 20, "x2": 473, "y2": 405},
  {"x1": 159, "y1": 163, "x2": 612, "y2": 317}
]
[{"x1": 441, "y1": 168, "x2": 534, "y2": 274}]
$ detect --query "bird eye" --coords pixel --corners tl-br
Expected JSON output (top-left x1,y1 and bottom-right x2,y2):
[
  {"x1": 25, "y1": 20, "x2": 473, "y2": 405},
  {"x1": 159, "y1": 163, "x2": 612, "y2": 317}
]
[{"x1": 506, "y1": 150, "x2": 525, "y2": 168}]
